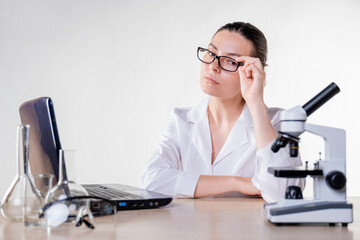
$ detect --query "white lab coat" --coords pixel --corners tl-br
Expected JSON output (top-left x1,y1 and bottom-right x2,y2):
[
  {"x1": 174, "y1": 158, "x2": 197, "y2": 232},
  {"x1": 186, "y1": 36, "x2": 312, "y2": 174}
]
[{"x1": 140, "y1": 98, "x2": 305, "y2": 203}]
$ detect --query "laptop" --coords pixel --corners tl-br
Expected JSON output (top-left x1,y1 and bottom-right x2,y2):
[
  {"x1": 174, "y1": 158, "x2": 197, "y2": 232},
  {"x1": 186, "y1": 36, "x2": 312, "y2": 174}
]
[{"x1": 19, "y1": 97, "x2": 172, "y2": 216}]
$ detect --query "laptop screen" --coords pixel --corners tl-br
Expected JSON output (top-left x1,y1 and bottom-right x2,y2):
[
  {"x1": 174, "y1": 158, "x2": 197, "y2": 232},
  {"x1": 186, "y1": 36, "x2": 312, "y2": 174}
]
[{"x1": 19, "y1": 97, "x2": 67, "y2": 182}]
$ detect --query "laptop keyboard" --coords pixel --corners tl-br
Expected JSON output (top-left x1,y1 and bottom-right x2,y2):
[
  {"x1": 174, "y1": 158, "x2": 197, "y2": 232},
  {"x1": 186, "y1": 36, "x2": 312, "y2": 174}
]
[{"x1": 83, "y1": 184, "x2": 141, "y2": 200}]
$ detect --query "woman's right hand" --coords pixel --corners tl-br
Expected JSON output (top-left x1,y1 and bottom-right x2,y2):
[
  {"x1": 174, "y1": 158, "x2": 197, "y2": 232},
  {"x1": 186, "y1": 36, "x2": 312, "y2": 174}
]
[{"x1": 236, "y1": 56, "x2": 266, "y2": 106}]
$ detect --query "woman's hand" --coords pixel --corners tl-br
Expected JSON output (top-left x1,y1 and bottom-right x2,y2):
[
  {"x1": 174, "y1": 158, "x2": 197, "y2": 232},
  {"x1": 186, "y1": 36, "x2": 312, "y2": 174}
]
[
  {"x1": 194, "y1": 175, "x2": 261, "y2": 198},
  {"x1": 236, "y1": 56, "x2": 266, "y2": 105},
  {"x1": 236, "y1": 56, "x2": 275, "y2": 150}
]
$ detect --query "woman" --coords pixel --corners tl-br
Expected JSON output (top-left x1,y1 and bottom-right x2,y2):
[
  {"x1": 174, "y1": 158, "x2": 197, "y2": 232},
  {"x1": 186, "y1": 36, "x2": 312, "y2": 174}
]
[{"x1": 140, "y1": 22, "x2": 305, "y2": 203}]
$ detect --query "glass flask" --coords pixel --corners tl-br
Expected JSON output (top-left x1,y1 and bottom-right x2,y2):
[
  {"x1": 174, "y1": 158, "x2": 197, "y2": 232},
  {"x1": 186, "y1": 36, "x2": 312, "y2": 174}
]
[
  {"x1": 0, "y1": 125, "x2": 40, "y2": 222},
  {"x1": 45, "y1": 149, "x2": 89, "y2": 224},
  {"x1": 24, "y1": 173, "x2": 54, "y2": 226}
]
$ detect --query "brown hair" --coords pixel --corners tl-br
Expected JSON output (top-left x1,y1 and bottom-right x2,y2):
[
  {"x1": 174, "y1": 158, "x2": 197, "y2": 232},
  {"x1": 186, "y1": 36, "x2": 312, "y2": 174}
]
[{"x1": 215, "y1": 22, "x2": 268, "y2": 67}]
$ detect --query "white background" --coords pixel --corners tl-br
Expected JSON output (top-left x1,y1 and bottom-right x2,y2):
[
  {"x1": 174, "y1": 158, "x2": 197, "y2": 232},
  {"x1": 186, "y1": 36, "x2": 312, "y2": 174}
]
[{"x1": 1, "y1": 0, "x2": 360, "y2": 199}]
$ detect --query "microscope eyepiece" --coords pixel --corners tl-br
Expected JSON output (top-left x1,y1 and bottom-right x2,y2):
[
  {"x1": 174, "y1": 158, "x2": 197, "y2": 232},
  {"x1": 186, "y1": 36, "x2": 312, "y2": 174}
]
[{"x1": 302, "y1": 82, "x2": 340, "y2": 117}]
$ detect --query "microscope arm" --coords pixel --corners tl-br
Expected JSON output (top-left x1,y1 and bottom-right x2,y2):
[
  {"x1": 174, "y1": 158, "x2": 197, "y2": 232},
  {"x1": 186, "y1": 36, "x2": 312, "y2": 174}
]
[{"x1": 304, "y1": 123, "x2": 346, "y2": 162}]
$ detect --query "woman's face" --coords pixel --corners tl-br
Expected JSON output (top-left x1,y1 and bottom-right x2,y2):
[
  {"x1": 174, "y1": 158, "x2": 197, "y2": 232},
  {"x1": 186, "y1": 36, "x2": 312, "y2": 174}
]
[{"x1": 200, "y1": 30, "x2": 254, "y2": 100}]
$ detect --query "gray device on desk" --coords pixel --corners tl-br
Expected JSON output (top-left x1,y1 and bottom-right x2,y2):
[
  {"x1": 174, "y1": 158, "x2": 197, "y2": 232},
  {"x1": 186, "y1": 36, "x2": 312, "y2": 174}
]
[
  {"x1": 19, "y1": 97, "x2": 172, "y2": 216},
  {"x1": 264, "y1": 82, "x2": 353, "y2": 226}
]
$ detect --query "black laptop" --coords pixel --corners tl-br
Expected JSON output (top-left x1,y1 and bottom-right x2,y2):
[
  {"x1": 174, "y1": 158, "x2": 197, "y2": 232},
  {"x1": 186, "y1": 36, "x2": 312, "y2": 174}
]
[{"x1": 19, "y1": 97, "x2": 172, "y2": 216}]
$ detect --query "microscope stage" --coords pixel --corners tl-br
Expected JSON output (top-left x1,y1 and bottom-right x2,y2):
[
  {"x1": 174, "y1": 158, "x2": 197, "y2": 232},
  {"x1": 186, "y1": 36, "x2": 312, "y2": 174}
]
[{"x1": 267, "y1": 166, "x2": 323, "y2": 178}]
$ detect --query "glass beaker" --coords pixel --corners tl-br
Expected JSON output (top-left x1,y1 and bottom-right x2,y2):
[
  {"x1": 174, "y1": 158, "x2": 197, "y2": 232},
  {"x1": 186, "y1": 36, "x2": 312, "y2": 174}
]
[
  {"x1": 45, "y1": 149, "x2": 89, "y2": 224},
  {"x1": 0, "y1": 125, "x2": 32, "y2": 222},
  {"x1": 24, "y1": 173, "x2": 54, "y2": 226}
]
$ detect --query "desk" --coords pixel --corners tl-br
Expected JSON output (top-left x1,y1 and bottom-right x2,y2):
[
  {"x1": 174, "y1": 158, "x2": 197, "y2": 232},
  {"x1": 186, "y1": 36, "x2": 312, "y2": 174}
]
[{"x1": 1, "y1": 197, "x2": 359, "y2": 240}]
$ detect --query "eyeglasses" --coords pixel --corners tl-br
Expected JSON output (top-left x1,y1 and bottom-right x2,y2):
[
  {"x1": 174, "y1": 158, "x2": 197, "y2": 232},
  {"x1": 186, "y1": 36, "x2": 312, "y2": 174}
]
[
  {"x1": 197, "y1": 47, "x2": 244, "y2": 72},
  {"x1": 40, "y1": 196, "x2": 117, "y2": 229}
]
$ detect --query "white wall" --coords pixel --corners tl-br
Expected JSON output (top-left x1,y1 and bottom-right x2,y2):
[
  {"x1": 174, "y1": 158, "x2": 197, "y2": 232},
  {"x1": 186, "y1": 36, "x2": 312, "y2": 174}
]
[{"x1": 1, "y1": 0, "x2": 360, "y2": 199}]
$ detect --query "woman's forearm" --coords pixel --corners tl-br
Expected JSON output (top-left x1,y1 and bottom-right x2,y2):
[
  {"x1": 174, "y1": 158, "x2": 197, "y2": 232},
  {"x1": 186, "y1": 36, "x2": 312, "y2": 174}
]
[
  {"x1": 194, "y1": 175, "x2": 261, "y2": 198},
  {"x1": 247, "y1": 101, "x2": 277, "y2": 150}
]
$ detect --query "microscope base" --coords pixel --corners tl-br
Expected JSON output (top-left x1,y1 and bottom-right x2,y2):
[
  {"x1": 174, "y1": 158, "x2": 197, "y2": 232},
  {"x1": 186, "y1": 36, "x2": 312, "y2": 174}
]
[{"x1": 264, "y1": 199, "x2": 353, "y2": 226}]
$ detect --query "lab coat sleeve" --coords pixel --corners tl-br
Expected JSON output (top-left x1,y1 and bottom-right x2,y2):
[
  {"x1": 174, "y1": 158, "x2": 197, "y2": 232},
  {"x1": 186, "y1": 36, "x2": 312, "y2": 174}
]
[
  {"x1": 140, "y1": 110, "x2": 200, "y2": 198},
  {"x1": 251, "y1": 110, "x2": 306, "y2": 203}
]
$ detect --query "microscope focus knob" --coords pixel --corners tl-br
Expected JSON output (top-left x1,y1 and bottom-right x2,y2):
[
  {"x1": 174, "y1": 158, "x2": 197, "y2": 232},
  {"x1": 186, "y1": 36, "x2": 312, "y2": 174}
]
[
  {"x1": 285, "y1": 186, "x2": 303, "y2": 199},
  {"x1": 326, "y1": 171, "x2": 346, "y2": 190}
]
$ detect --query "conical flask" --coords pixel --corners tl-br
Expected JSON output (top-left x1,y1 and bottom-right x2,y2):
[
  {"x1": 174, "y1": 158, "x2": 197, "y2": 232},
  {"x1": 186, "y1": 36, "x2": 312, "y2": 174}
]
[
  {"x1": 46, "y1": 150, "x2": 89, "y2": 202},
  {"x1": 0, "y1": 125, "x2": 40, "y2": 222},
  {"x1": 45, "y1": 149, "x2": 89, "y2": 224}
]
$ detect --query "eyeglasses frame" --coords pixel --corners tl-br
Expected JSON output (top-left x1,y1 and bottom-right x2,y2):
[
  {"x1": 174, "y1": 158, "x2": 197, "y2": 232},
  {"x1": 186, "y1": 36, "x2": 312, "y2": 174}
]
[
  {"x1": 197, "y1": 47, "x2": 244, "y2": 72},
  {"x1": 40, "y1": 195, "x2": 117, "y2": 229}
]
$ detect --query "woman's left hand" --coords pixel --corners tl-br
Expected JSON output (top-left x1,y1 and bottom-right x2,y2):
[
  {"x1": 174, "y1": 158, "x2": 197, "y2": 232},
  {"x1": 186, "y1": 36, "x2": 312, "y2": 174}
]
[{"x1": 236, "y1": 56, "x2": 266, "y2": 105}]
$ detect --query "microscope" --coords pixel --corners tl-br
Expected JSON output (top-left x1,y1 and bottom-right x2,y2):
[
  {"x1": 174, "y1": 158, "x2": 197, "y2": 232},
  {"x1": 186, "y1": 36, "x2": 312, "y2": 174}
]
[{"x1": 264, "y1": 82, "x2": 353, "y2": 226}]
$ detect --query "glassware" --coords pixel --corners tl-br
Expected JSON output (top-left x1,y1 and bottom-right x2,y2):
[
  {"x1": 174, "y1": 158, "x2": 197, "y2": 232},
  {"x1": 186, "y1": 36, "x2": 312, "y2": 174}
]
[
  {"x1": 0, "y1": 125, "x2": 31, "y2": 222},
  {"x1": 41, "y1": 150, "x2": 117, "y2": 228},
  {"x1": 45, "y1": 149, "x2": 89, "y2": 225},
  {"x1": 24, "y1": 173, "x2": 54, "y2": 226}
]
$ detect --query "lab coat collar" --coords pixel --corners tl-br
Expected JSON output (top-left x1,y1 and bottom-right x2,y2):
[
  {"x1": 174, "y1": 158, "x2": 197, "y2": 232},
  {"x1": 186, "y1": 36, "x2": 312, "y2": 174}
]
[
  {"x1": 186, "y1": 97, "x2": 254, "y2": 128},
  {"x1": 186, "y1": 97, "x2": 209, "y2": 123},
  {"x1": 185, "y1": 97, "x2": 254, "y2": 166}
]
